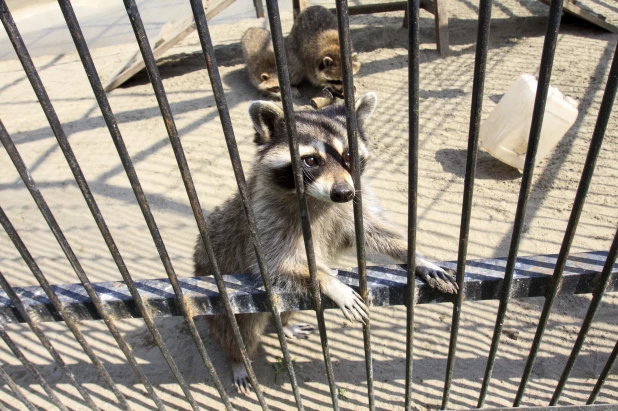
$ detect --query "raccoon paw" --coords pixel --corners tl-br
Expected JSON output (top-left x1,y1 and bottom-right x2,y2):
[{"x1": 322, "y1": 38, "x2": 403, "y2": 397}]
[
  {"x1": 291, "y1": 86, "x2": 302, "y2": 98},
  {"x1": 416, "y1": 265, "x2": 458, "y2": 294},
  {"x1": 232, "y1": 362, "x2": 251, "y2": 395},
  {"x1": 283, "y1": 323, "x2": 315, "y2": 339},
  {"x1": 324, "y1": 280, "x2": 369, "y2": 324}
]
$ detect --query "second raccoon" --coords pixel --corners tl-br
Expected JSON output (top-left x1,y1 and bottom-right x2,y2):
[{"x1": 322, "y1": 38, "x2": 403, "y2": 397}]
[{"x1": 286, "y1": 5, "x2": 360, "y2": 97}]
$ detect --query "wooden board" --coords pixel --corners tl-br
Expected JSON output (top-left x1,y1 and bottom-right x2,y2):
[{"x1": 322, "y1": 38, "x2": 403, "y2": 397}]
[
  {"x1": 538, "y1": 0, "x2": 618, "y2": 33},
  {"x1": 103, "y1": 0, "x2": 236, "y2": 92}
]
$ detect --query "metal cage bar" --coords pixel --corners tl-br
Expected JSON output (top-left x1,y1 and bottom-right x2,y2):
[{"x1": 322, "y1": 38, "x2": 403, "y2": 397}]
[
  {"x1": 0, "y1": 325, "x2": 68, "y2": 411},
  {"x1": 0, "y1": 207, "x2": 130, "y2": 409},
  {"x1": 0, "y1": 122, "x2": 163, "y2": 410},
  {"x1": 0, "y1": 270, "x2": 99, "y2": 410},
  {"x1": 516, "y1": 40, "x2": 618, "y2": 407},
  {"x1": 405, "y1": 0, "x2": 420, "y2": 408},
  {"x1": 551, "y1": 226, "x2": 618, "y2": 404},
  {"x1": 0, "y1": 6, "x2": 169, "y2": 410},
  {"x1": 56, "y1": 0, "x2": 220, "y2": 409},
  {"x1": 0, "y1": 365, "x2": 37, "y2": 411},
  {"x1": 441, "y1": 0, "x2": 493, "y2": 408},
  {"x1": 334, "y1": 0, "x2": 375, "y2": 409},
  {"x1": 263, "y1": 0, "x2": 340, "y2": 408},
  {"x1": 588, "y1": 337, "x2": 618, "y2": 404},
  {"x1": 477, "y1": 0, "x2": 564, "y2": 405},
  {"x1": 120, "y1": 0, "x2": 269, "y2": 408},
  {"x1": 188, "y1": 0, "x2": 304, "y2": 408}
]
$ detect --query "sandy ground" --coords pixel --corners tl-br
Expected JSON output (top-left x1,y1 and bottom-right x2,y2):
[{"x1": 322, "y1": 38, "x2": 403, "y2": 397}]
[{"x1": 0, "y1": 0, "x2": 617, "y2": 409}]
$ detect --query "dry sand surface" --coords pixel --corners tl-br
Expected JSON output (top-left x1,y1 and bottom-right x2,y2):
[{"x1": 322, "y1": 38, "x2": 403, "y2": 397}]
[{"x1": 0, "y1": 0, "x2": 618, "y2": 409}]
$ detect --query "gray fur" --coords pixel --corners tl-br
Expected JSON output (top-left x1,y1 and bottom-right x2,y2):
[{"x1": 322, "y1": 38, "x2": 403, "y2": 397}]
[{"x1": 194, "y1": 92, "x2": 456, "y2": 393}]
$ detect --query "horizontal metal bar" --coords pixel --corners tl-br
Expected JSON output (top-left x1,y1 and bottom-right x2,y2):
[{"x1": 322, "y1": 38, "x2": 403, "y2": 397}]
[
  {"x1": 1, "y1": 251, "x2": 615, "y2": 323},
  {"x1": 328, "y1": 1, "x2": 437, "y2": 15}
]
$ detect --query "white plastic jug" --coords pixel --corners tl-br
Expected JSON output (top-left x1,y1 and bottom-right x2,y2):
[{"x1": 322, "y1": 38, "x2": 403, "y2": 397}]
[{"x1": 479, "y1": 74, "x2": 579, "y2": 171}]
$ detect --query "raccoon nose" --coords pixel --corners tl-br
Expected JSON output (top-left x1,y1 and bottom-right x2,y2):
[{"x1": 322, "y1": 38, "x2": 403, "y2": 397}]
[{"x1": 330, "y1": 183, "x2": 354, "y2": 203}]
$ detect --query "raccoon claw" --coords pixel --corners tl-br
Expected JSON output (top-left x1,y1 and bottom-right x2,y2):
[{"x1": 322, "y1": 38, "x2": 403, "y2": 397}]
[
  {"x1": 416, "y1": 266, "x2": 458, "y2": 294},
  {"x1": 291, "y1": 87, "x2": 302, "y2": 98},
  {"x1": 284, "y1": 323, "x2": 315, "y2": 339},
  {"x1": 232, "y1": 362, "x2": 251, "y2": 395}
]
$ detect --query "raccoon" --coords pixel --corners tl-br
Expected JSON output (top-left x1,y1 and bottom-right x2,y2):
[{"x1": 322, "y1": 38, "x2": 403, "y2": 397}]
[
  {"x1": 241, "y1": 27, "x2": 301, "y2": 100},
  {"x1": 194, "y1": 92, "x2": 457, "y2": 393},
  {"x1": 241, "y1": 27, "x2": 281, "y2": 99},
  {"x1": 286, "y1": 5, "x2": 361, "y2": 97}
]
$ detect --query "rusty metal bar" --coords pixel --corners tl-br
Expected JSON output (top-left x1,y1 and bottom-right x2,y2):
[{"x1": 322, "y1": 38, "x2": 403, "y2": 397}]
[
  {"x1": 334, "y1": 0, "x2": 375, "y2": 409},
  {"x1": 120, "y1": 0, "x2": 268, "y2": 408},
  {"x1": 477, "y1": 0, "x2": 564, "y2": 405},
  {"x1": 0, "y1": 325, "x2": 68, "y2": 411},
  {"x1": 440, "y1": 0, "x2": 492, "y2": 408},
  {"x1": 187, "y1": 0, "x2": 304, "y2": 408},
  {"x1": 0, "y1": 269, "x2": 99, "y2": 410},
  {"x1": 517, "y1": 40, "x2": 618, "y2": 407},
  {"x1": 263, "y1": 0, "x2": 339, "y2": 408},
  {"x1": 0, "y1": 207, "x2": 130, "y2": 409},
  {"x1": 405, "y1": 0, "x2": 420, "y2": 408},
  {"x1": 0, "y1": 365, "x2": 37, "y2": 411}
]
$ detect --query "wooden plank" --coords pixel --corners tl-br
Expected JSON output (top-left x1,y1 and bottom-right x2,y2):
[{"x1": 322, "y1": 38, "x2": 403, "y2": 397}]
[
  {"x1": 293, "y1": 0, "x2": 311, "y2": 19},
  {"x1": 433, "y1": 0, "x2": 449, "y2": 56},
  {"x1": 103, "y1": 0, "x2": 236, "y2": 92},
  {"x1": 537, "y1": 0, "x2": 617, "y2": 32}
]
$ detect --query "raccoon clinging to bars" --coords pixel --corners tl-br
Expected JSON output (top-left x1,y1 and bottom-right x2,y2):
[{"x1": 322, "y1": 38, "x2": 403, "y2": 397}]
[
  {"x1": 286, "y1": 5, "x2": 360, "y2": 98},
  {"x1": 193, "y1": 92, "x2": 457, "y2": 393}
]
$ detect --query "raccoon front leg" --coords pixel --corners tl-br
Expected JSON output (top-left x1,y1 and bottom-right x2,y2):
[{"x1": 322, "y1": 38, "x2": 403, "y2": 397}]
[
  {"x1": 279, "y1": 259, "x2": 369, "y2": 324},
  {"x1": 363, "y1": 218, "x2": 458, "y2": 294}
]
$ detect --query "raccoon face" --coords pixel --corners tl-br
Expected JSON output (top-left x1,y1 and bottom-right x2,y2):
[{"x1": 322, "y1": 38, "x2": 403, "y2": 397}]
[
  {"x1": 257, "y1": 72, "x2": 281, "y2": 100},
  {"x1": 249, "y1": 92, "x2": 377, "y2": 203},
  {"x1": 316, "y1": 53, "x2": 361, "y2": 97}
]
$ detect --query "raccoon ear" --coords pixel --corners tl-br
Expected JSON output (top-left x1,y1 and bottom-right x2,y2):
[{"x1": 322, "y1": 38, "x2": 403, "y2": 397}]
[
  {"x1": 351, "y1": 52, "x2": 358, "y2": 61},
  {"x1": 355, "y1": 92, "x2": 377, "y2": 129},
  {"x1": 321, "y1": 56, "x2": 334, "y2": 70},
  {"x1": 248, "y1": 101, "x2": 285, "y2": 145},
  {"x1": 260, "y1": 73, "x2": 270, "y2": 81}
]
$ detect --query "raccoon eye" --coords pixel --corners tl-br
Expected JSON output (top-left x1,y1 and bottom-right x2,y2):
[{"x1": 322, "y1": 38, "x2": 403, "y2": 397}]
[
  {"x1": 303, "y1": 156, "x2": 319, "y2": 167},
  {"x1": 343, "y1": 151, "x2": 351, "y2": 164}
]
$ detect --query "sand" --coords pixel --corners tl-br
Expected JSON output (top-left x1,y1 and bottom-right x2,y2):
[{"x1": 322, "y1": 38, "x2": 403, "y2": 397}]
[{"x1": 0, "y1": 0, "x2": 617, "y2": 409}]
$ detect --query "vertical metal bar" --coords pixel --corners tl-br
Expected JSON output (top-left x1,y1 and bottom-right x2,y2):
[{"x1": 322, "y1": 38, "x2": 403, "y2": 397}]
[
  {"x1": 0, "y1": 366, "x2": 37, "y2": 411},
  {"x1": 551, "y1": 227, "x2": 618, "y2": 404},
  {"x1": 0, "y1": 120, "x2": 164, "y2": 409},
  {"x1": 0, "y1": 207, "x2": 130, "y2": 410},
  {"x1": 0, "y1": 4, "x2": 167, "y2": 409},
  {"x1": 333, "y1": 0, "x2": 374, "y2": 409},
  {"x1": 263, "y1": 0, "x2": 339, "y2": 408},
  {"x1": 405, "y1": 0, "x2": 420, "y2": 408},
  {"x1": 55, "y1": 1, "x2": 208, "y2": 409},
  {"x1": 477, "y1": 0, "x2": 564, "y2": 406},
  {"x1": 517, "y1": 42, "x2": 618, "y2": 407},
  {"x1": 187, "y1": 0, "x2": 305, "y2": 409},
  {"x1": 0, "y1": 270, "x2": 99, "y2": 410},
  {"x1": 440, "y1": 0, "x2": 492, "y2": 408},
  {"x1": 588, "y1": 337, "x2": 618, "y2": 404},
  {"x1": 120, "y1": 1, "x2": 268, "y2": 408},
  {"x1": 0, "y1": 325, "x2": 68, "y2": 411}
]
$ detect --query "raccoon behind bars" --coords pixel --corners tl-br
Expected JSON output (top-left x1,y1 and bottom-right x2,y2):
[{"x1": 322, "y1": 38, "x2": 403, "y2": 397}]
[
  {"x1": 241, "y1": 27, "x2": 282, "y2": 99},
  {"x1": 193, "y1": 92, "x2": 457, "y2": 393},
  {"x1": 286, "y1": 5, "x2": 360, "y2": 97}
]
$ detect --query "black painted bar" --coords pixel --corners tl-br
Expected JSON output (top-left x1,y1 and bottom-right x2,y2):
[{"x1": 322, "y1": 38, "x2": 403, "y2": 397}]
[
  {"x1": 405, "y1": 0, "x2": 420, "y2": 408},
  {"x1": 1, "y1": 251, "x2": 615, "y2": 324},
  {"x1": 263, "y1": 0, "x2": 340, "y2": 408},
  {"x1": 334, "y1": 0, "x2": 374, "y2": 409},
  {"x1": 477, "y1": 0, "x2": 564, "y2": 405},
  {"x1": 441, "y1": 0, "x2": 493, "y2": 407}
]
